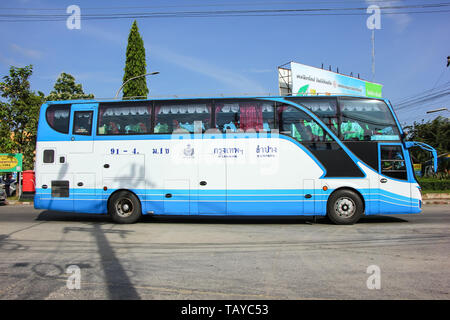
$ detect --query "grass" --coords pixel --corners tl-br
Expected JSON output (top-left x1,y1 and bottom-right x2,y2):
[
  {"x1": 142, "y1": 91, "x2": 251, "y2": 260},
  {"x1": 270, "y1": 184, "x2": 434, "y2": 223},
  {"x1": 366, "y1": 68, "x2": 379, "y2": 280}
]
[
  {"x1": 422, "y1": 189, "x2": 450, "y2": 194},
  {"x1": 5, "y1": 194, "x2": 34, "y2": 202}
]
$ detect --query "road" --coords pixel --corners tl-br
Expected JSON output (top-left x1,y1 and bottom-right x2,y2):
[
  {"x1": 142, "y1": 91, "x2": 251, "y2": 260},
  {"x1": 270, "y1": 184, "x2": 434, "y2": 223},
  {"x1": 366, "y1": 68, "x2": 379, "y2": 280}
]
[{"x1": 0, "y1": 204, "x2": 449, "y2": 299}]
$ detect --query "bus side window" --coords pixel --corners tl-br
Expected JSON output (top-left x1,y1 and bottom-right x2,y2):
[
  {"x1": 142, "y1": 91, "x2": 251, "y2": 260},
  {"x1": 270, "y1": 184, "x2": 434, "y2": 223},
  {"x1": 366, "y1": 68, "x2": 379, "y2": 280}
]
[
  {"x1": 340, "y1": 98, "x2": 401, "y2": 141},
  {"x1": 98, "y1": 103, "x2": 152, "y2": 135},
  {"x1": 73, "y1": 111, "x2": 93, "y2": 135},
  {"x1": 292, "y1": 98, "x2": 339, "y2": 136},
  {"x1": 46, "y1": 104, "x2": 71, "y2": 134},
  {"x1": 154, "y1": 103, "x2": 211, "y2": 134},
  {"x1": 43, "y1": 150, "x2": 54, "y2": 163},
  {"x1": 215, "y1": 101, "x2": 275, "y2": 133},
  {"x1": 380, "y1": 145, "x2": 407, "y2": 180},
  {"x1": 277, "y1": 105, "x2": 330, "y2": 142}
]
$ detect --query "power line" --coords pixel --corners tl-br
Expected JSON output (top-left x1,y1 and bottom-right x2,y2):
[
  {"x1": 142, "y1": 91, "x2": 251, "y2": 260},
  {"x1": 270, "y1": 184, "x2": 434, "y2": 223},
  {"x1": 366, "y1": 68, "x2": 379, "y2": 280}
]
[
  {"x1": 394, "y1": 81, "x2": 450, "y2": 105},
  {"x1": 1, "y1": 10, "x2": 449, "y2": 22},
  {"x1": 0, "y1": 3, "x2": 449, "y2": 22},
  {"x1": 394, "y1": 88, "x2": 450, "y2": 112},
  {"x1": 396, "y1": 89, "x2": 450, "y2": 109},
  {"x1": 0, "y1": 1, "x2": 436, "y2": 11},
  {"x1": 431, "y1": 68, "x2": 448, "y2": 91}
]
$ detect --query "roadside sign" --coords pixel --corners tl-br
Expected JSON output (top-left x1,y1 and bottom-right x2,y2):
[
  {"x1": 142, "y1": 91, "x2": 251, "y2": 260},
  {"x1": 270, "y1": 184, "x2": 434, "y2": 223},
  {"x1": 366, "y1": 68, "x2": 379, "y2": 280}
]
[
  {"x1": 0, "y1": 153, "x2": 23, "y2": 172},
  {"x1": 279, "y1": 62, "x2": 383, "y2": 98},
  {"x1": 413, "y1": 163, "x2": 422, "y2": 177}
]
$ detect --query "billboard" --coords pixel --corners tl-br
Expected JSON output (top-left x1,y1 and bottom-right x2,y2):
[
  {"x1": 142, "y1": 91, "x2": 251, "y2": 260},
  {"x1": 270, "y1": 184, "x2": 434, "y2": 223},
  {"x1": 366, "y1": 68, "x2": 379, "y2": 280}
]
[
  {"x1": 0, "y1": 153, "x2": 23, "y2": 172},
  {"x1": 290, "y1": 62, "x2": 382, "y2": 98}
]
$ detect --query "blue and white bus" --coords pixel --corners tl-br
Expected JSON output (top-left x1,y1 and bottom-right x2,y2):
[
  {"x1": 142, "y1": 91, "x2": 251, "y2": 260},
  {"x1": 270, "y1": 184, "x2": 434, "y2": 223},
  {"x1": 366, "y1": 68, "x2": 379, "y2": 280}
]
[{"x1": 34, "y1": 95, "x2": 437, "y2": 224}]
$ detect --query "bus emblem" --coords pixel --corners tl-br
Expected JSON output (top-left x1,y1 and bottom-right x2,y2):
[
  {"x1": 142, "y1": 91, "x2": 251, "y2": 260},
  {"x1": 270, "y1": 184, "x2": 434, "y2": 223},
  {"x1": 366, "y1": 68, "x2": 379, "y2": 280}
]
[{"x1": 184, "y1": 144, "x2": 194, "y2": 157}]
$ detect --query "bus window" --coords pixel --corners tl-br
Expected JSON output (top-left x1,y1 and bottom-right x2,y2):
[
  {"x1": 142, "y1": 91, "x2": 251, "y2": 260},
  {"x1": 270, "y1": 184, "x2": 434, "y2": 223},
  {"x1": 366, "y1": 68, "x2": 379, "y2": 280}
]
[
  {"x1": 380, "y1": 145, "x2": 407, "y2": 180},
  {"x1": 154, "y1": 102, "x2": 211, "y2": 134},
  {"x1": 287, "y1": 98, "x2": 339, "y2": 135},
  {"x1": 73, "y1": 111, "x2": 93, "y2": 135},
  {"x1": 98, "y1": 102, "x2": 152, "y2": 135},
  {"x1": 46, "y1": 104, "x2": 70, "y2": 134},
  {"x1": 277, "y1": 104, "x2": 331, "y2": 142},
  {"x1": 215, "y1": 101, "x2": 275, "y2": 133},
  {"x1": 340, "y1": 98, "x2": 400, "y2": 141},
  {"x1": 43, "y1": 150, "x2": 54, "y2": 163}
]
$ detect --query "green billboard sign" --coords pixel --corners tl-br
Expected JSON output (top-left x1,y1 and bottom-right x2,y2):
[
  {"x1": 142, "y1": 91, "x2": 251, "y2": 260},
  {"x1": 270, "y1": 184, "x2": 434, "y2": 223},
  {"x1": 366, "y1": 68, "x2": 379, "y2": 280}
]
[
  {"x1": 0, "y1": 153, "x2": 23, "y2": 172},
  {"x1": 365, "y1": 81, "x2": 383, "y2": 98}
]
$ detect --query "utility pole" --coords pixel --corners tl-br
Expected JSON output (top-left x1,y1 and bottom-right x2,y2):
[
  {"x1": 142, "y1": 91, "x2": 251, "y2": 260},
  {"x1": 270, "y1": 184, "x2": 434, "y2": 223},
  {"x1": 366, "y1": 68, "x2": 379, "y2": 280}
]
[{"x1": 371, "y1": 29, "x2": 375, "y2": 82}]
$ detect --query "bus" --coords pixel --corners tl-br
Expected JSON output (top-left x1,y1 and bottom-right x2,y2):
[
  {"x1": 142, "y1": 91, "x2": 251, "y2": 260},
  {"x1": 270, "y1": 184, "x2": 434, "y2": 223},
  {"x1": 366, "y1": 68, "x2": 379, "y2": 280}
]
[{"x1": 33, "y1": 95, "x2": 437, "y2": 224}]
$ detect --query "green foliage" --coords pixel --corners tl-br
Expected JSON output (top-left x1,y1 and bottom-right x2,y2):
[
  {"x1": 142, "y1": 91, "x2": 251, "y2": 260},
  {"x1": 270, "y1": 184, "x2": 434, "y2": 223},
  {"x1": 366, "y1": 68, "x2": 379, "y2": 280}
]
[
  {"x1": 404, "y1": 116, "x2": 450, "y2": 171},
  {"x1": 46, "y1": 72, "x2": 94, "y2": 101},
  {"x1": 122, "y1": 20, "x2": 148, "y2": 100},
  {"x1": 417, "y1": 177, "x2": 450, "y2": 191},
  {"x1": 0, "y1": 65, "x2": 45, "y2": 170}
]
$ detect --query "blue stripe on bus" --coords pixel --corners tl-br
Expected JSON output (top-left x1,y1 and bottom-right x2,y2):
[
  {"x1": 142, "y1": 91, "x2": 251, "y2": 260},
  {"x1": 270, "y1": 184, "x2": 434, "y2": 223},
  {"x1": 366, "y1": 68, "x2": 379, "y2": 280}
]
[{"x1": 34, "y1": 187, "x2": 420, "y2": 215}]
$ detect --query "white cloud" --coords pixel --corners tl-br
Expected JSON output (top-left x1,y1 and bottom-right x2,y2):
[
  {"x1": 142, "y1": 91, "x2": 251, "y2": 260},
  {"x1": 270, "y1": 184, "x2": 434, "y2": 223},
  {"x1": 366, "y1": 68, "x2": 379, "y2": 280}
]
[
  {"x1": 81, "y1": 24, "x2": 126, "y2": 47},
  {"x1": 248, "y1": 68, "x2": 273, "y2": 74},
  {"x1": 38, "y1": 71, "x2": 120, "y2": 84},
  {"x1": 80, "y1": 23, "x2": 267, "y2": 94},
  {"x1": 0, "y1": 52, "x2": 24, "y2": 67},
  {"x1": 150, "y1": 45, "x2": 267, "y2": 94},
  {"x1": 10, "y1": 43, "x2": 43, "y2": 59}
]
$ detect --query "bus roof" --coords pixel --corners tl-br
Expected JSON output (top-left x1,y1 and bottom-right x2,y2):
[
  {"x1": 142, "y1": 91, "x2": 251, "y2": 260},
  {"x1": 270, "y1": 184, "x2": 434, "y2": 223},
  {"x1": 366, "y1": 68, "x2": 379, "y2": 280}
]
[{"x1": 45, "y1": 94, "x2": 390, "y2": 105}]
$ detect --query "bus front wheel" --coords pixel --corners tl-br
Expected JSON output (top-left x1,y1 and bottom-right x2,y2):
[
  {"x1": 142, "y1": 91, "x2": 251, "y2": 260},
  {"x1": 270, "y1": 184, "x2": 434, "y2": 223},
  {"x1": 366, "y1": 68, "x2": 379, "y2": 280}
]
[
  {"x1": 327, "y1": 189, "x2": 363, "y2": 225},
  {"x1": 108, "y1": 191, "x2": 142, "y2": 224}
]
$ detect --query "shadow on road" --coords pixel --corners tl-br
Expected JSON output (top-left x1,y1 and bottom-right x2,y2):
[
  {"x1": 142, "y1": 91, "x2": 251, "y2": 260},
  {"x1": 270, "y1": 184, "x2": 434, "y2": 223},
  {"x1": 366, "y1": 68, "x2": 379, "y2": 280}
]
[
  {"x1": 36, "y1": 210, "x2": 111, "y2": 223},
  {"x1": 63, "y1": 224, "x2": 140, "y2": 300},
  {"x1": 36, "y1": 210, "x2": 408, "y2": 225},
  {"x1": 358, "y1": 215, "x2": 408, "y2": 223}
]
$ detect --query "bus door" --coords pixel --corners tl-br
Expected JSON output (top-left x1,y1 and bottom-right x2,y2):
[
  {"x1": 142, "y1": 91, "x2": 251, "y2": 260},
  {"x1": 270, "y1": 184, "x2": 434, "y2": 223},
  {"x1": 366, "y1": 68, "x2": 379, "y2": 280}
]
[
  {"x1": 378, "y1": 143, "x2": 412, "y2": 213},
  {"x1": 69, "y1": 103, "x2": 97, "y2": 212},
  {"x1": 69, "y1": 103, "x2": 97, "y2": 153}
]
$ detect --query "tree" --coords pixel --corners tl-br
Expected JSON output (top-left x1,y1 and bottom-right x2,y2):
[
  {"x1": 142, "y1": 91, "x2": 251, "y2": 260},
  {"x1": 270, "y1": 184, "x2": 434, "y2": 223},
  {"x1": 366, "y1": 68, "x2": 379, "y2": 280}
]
[
  {"x1": 122, "y1": 20, "x2": 148, "y2": 99},
  {"x1": 46, "y1": 72, "x2": 94, "y2": 101},
  {"x1": 0, "y1": 65, "x2": 45, "y2": 170}
]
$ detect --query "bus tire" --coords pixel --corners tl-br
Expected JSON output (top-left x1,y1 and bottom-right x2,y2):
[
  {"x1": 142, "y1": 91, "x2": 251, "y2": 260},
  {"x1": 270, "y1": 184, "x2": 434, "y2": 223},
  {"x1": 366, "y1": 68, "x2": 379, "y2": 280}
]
[
  {"x1": 327, "y1": 189, "x2": 363, "y2": 225},
  {"x1": 108, "y1": 191, "x2": 142, "y2": 224}
]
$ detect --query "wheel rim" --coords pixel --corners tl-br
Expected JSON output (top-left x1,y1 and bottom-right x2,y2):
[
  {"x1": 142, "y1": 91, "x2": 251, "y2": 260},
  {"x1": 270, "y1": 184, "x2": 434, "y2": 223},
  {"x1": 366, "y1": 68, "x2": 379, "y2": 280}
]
[
  {"x1": 334, "y1": 197, "x2": 356, "y2": 218},
  {"x1": 115, "y1": 198, "x2": 134, "y2": 218}
]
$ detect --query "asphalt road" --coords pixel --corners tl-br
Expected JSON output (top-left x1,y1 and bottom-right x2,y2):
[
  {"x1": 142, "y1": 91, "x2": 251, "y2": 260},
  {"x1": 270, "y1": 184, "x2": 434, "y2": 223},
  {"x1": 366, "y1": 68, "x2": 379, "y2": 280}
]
[{"x1": 0, "y1": 204, "x2": 449, "y2": 300}]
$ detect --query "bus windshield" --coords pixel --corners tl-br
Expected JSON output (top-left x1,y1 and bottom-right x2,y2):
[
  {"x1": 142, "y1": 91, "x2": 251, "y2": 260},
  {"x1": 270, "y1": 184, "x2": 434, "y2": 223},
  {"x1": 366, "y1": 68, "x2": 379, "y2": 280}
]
[
  {"x1": 339, "y1": 98, "x2": 400, "y2": 141},
  {"x1": 287, "y1": 97, "x2": 401, "y2": 141}
]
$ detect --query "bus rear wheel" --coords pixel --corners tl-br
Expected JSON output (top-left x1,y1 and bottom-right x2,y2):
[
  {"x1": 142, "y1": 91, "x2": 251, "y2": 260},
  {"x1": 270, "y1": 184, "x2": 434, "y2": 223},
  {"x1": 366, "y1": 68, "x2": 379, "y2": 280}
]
[
  {"x1": 108, "y1": 191, "x2": 142, "y2": 224},
  {"x1": 327, "y1": 189, "x2": 363, "y2": 225}
]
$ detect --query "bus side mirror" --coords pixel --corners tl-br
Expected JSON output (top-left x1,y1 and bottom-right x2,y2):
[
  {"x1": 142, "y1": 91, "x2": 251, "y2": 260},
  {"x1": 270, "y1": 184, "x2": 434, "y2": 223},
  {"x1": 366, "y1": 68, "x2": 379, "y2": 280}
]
[{"x1": 405, "y1": 141, "x2": 438, "y2": 173}]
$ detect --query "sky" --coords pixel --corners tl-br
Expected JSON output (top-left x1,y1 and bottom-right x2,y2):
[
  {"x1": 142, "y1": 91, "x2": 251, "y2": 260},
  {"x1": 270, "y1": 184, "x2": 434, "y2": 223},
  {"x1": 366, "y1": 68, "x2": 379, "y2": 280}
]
[{"x1": 0, "y1": 0, "x2": 449, "y2": 125}]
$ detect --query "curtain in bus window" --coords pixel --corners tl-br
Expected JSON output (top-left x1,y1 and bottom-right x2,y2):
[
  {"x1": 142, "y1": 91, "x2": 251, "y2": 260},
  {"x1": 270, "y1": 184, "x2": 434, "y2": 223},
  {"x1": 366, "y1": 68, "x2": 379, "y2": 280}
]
[
  {"x1": 215, "y1": 103, "x2": 239, "y2": 132},
  {"x1": 340, "y1": 99, "x2": 400, "y2": 141},
  {"x1": 98, "y1": 103, "x2": 152, "y2": 135},
  {"x1": 295, "y1": 99, "x2": 339, "y2": 135},
  {"x1": 154, "y1": 103, "x2": 211, "y2": 134},
  {"x1": 239, "y1": 103, "x2": 263, "y2": 132},
  {"x1": 47, "y1": 111, "x2": 55, "y2": 127},
  {"x1": 215, "y1": 101, "x2": 274, "y2": 133},
  {"x1": 154, "y1": 106, "x2": 169, "y2": 133},
  {"x1": 261, "y1": 103, "x2": 274, "y2": 132}
]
